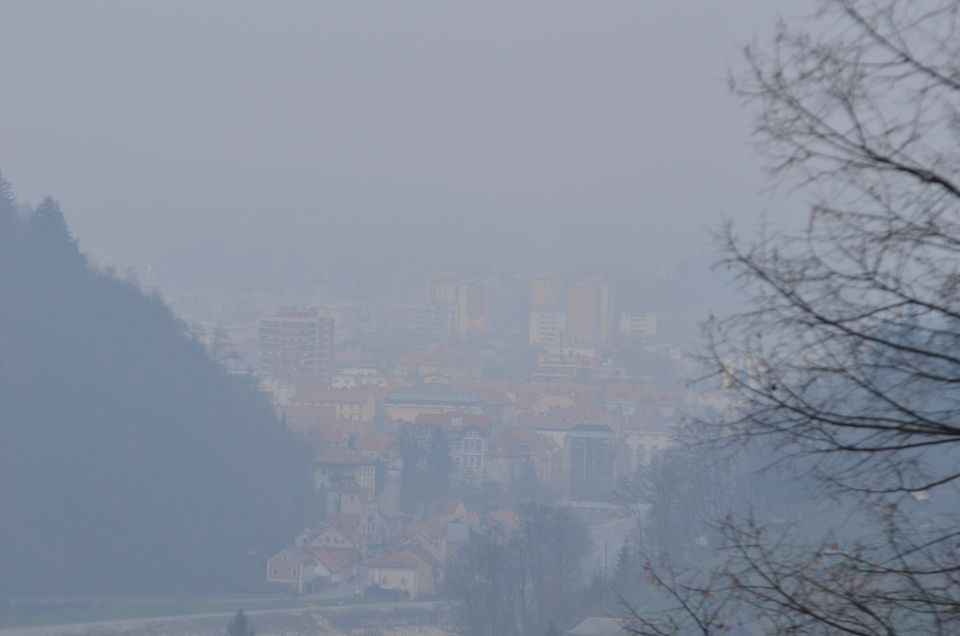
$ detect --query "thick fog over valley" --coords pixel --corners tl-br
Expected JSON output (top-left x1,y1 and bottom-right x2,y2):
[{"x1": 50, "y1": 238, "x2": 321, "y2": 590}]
[
  {"x1": 0, "y1": 1, "x2": 789, "y2": 287},
  {"x1": 3, "y1": 2, "x2": 959, "y2": 636}
]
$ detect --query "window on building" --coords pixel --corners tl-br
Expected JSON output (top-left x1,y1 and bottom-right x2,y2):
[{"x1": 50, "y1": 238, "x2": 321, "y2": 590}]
[
  {"x1": 401, "y1": 577, "x2": 407, "y2": 586},
  {"x1": 381, "y1": 576, "x2": 387, "y2": 585}
]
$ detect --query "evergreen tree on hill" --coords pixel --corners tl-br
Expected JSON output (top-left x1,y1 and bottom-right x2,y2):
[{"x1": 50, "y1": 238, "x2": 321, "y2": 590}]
[
  {"x1": 226, "y1": 609, "x2": 254, "y2": 636},
  {"x1": 0, "y1": 173, "x2": 15, "y2": 220},
  {"x1": 0, "y1": 175, "x2": 309, "y2": 598},
  {"x1": 0, "y1": 173, "x2": 20, "y2": 270}
]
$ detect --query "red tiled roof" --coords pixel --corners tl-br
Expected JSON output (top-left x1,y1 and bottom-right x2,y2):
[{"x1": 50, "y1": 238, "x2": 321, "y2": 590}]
[
  {"x1": 452, "y1": 380, "x2": 512, "y2": 404},
  {"x1": 412, "y1": 520, "x2": 446, "y2": 540},
  {"x1": 366, "y1": 549, "x2": 422, "y2": 569},
  {"x1": 415, "y1": 412, "x2": 490, "y2": 431},
  {"x1": 394, "y1": 348, "x2": 477, "y2": 366},
  {"x1": 304, "y1": 513, "x2": 364, "y2": 548},
  {"x1": 293, "y1": 386, "x2": 374, "y2": 405},
  {"x1": 489, "y1": 426, "x2": 559, "y2": 454},
  {"x1": 514, "y1": 411, "x2": 577, "y2": 431},
  {"x1": 354, "y1": 432, "x2": 395, "y2": 452},
  {"x1": 405, "y1": 541, "x2": 443, "y2": 567},
  {"x1": 315, "y1": 448, "x2": 373, "y2": 465},
  {"x1": 333, "y1": 513, "x2": 362, "y2": 545},
  {"x1": 312, "y1": 547, "x2": 358, "y2": 573},
  {"x1": 275, "y1": 546, "x2": 319, "y2": 566}
]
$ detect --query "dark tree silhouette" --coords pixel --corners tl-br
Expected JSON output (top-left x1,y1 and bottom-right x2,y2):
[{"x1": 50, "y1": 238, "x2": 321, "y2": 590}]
[
  {"x1": 0, "y1": 176, "x2": 309, "y2": 598},
  {"x1": 448, "y1": 504, "x2": 591, "y2": 636},
  {"x1": 226, "y1": 609, "x2": 254, "y2": 636},
  {"x1": 544, "y1": 621, "x2": 562, "y2": 636},
  {"x1": 399, "y1": 424, "x2": 453, "y2": 510},
  {"x1": 627, "y1": 1, "x2": 960, "y2": 634}
]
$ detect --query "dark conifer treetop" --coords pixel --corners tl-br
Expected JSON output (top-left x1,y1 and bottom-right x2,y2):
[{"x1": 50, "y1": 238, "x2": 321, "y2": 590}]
[{"x1": 0, "y1": 174, "x2": 308, "y2": 597}]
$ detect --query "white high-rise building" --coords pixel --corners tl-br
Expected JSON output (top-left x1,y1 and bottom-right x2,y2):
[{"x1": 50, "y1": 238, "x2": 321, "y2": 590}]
[
  {"x1": 618, "y1": 311, "x2": 658, "y2": 338},
  {"x1": 258, "y1": 307, "x2": 334, "y2": 384},
  {"x1": 529, "y1": 308, "x2": 567, "y2": 346}
]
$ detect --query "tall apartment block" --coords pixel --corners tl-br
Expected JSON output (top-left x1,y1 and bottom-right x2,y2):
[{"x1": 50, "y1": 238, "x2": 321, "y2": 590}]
[
  {"x1": 565, "y1": 277, "x2": 612, "y2": 345},
  {"x1": 457, "y1": 281, "x2": 489, "y2": 339},
  {"x1": 530, "y1": 274, "x2": 563, "y2": 309},
  {"x1": 529, "y1": 275, "x2": 564, "y2": 346},
  {"x1": 414, "y1": 304, "x2": 459, "y2": 343},
  {"x1": 529, "y1": 308, "x2": 567, "y2": 346},
  {"x1": 424, "y1": 275, "x2": 490, "y2": 340},
  {"x1": 258, "y1": 307, "x2": 334, "y2": 384},
  {"x1": 618, "y1": 311, "x2": 658, "y2": 338}
]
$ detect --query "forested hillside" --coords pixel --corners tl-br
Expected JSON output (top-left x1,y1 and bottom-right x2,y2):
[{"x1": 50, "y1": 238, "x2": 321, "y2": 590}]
[{"x1": 0, "y1": 174, "x2": 308, "y2": 598}]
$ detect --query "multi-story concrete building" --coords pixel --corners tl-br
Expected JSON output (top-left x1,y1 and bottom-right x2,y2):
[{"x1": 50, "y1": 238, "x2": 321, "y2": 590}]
[
  {"x1": 392, "y1": 348, "x2": 482, "y2": 382},
  {"x1": 457, "y1": 282, "x2": 489, "y2": 339},
  {"x1": 423, "y1": 275, "x2": 490, "y2": 340},
  {"x1": 313, "y1": 448, "x2": 378, "y2": 497},
  {"x1": 313, "y1": 302, "x2": 357, "y2": 345},
  {"x1": 532, "y1": 345, "x2": 598, "y2": 382},
  {"x1": 384, "y1": 386, "x2": 484, "y2": 422},
  {"x1": 531, "y1": 275, "x2": 563, "y2": 309},
  {"x1": 529, "y1": 308, "x2": 567, "y2": 346},
  {"x1": 566, "y1": 278, "x2": 612, "y2": 345},
  {"x1": 568, "y1": 423, "x2": 615, "y2": 501},
  {"x1": 414, "y1": 304, "x2": 459, "y2": 344},
  {"x1": 425, "y1": 277, "x2": 460, "y2": 307},
  {"x1": 415, "y1": 412, "x2": 490, "y2": 475},
  {"x1": 288, "y1": 387, "x2": 377, "y2": 423},
  {"x1": 618, "y1": 311, "x2": 658, "y2": 338},
  {"x1": 258, "y1": 307, "x2": 334, "y2": 384},
  {"x1": 622, "y1": 417, "x2": 675, "y2": 474},
  {"x1": 331, "y1": 367, "x2": 387, "y2": 389},
  {"x1": 529, "y1": 275, "x2": 567, "y2": 345}
]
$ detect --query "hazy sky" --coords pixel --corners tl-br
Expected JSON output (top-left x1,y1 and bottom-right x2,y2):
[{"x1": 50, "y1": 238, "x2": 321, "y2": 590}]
[{"x1": 0, "y1": 1, "x2": 800, "y2": 290}]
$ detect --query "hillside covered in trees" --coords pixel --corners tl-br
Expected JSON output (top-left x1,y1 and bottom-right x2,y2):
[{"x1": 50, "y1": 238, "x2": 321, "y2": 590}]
[{"x1": 0, "y1": 174, "x2": 308, "y2": 598}]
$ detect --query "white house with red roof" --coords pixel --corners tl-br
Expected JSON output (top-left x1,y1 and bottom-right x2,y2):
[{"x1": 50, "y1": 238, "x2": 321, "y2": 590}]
[
  {"x1": 364, "y1": 542, "x2": 445, "y2": 599},
  {"x1": 414, "y1": 412, "x2": 490, "y2": 474}
]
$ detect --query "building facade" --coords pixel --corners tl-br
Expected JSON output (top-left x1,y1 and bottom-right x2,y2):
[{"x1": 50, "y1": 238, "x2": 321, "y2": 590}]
[
  {"x1": 568, "y1": 424, "x2": 615, "y2": 501},
  {"x1": 414, "y1": 412, "x2": 490, "y2": 475},
  {"x1": 531, "y1": 275, "x2": 563, "y2": 309},
  {"x1": 529, "y1": 308, "x2": 567, "y2": 346},
  {"x1": 618, "y1": 311, "x2": 658, "y2": 338},
  {"x1": 565, "y1": 278, "x2": 611, "y2": 345},
  {"x1": 258, "y1": 307, "x2": 334, "y2": 384}
]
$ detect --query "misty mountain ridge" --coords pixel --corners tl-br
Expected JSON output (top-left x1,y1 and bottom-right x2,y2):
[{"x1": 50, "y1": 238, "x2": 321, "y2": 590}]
[{"x1": 0, "y1": 173, "x2": 308, "y2": 598}]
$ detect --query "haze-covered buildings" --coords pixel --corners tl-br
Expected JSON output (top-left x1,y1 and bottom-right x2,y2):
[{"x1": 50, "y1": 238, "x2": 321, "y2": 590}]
[{"x1": 259, "y1": 307, "x2": 334, "y2": 384}]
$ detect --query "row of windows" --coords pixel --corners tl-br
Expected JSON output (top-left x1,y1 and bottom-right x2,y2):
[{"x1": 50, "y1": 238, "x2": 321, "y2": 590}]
[
  {"x1": 271, "y1": 567, "x2": 297, "y2": 577},
  {"x1": 372, "y1": 575, "x2": 408, "y2": 587},
  {"x1": 450, "y1": 440, "x2": 484, "y2": 453}
]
